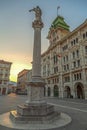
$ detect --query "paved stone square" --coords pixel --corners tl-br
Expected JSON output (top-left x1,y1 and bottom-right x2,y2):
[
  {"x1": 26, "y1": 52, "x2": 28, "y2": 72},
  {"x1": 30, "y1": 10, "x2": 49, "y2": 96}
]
[{"x1": 0, "y1": 93, "x2": 87, "y2": 130}]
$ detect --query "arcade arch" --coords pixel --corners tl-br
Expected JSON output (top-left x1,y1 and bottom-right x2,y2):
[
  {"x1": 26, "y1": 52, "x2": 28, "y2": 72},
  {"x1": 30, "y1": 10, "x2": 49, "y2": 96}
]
[
  {"x1": 48, "y1": 87, "x2": 51, "y2": 96},
  {"x1": 74, "y1": 82, "x2": 85, "y2": 99},
  {"x1": 54, "y1": 85, "x2": 59, "y2": 97}
]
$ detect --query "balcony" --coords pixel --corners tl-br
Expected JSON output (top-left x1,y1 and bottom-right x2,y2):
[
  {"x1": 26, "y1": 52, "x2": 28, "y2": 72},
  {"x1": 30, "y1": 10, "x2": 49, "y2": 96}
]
[{"x1": 71, "y1": 66, "x2": 82, "y2": 72}]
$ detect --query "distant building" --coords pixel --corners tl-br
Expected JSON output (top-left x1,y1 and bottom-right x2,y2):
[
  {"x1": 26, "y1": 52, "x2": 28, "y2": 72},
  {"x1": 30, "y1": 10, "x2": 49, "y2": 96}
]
[
  {"x1": 17, "y1": 69, "x2": 32, "y2": 94},
  {"x1": 0, "y1": 60, "x2": 12, "y2": 95},
  {"x1": 8, "y1": 81, "x2": 17, "y2": 93},
  {"x1": 41, "y1": 15, "x2": 87, "y2": 99}
]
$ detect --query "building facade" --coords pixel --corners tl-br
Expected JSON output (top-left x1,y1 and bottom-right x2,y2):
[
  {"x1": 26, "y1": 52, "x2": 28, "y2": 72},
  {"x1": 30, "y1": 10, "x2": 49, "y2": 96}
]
[
  {"x1": 0, "y1": 60, "x2": 12, "y2": 95},
  {"x1": 17, "y1": 69, "x2": 32, "y2": 94},
  {"x1": 41, "y1": 16, "x2": 87, "y2": 99},
  {"x1": 8, "y1": 81, "x2": 17, "y2": 93}
]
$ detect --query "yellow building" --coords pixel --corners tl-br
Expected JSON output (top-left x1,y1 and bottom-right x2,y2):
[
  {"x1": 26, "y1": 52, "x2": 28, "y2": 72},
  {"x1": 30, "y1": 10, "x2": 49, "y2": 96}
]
[
  {"x1": 0, "y1": 60, "x2": 12, "y2": 95},
  {"x1": 41, "y1": 15, "x2": 87, "y2": 99},
  {"x1": 17, "y1": 69, "x2": 32, "y2": 94},
  {"x1": 17, "y1": 69, "x2": 29, "y2": 92}
]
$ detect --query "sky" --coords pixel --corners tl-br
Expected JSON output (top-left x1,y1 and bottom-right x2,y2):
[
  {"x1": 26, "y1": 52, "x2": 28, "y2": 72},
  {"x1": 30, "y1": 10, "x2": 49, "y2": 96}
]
[{"x1": 0, "y1": 0, "x2": 87, "y2": 82}]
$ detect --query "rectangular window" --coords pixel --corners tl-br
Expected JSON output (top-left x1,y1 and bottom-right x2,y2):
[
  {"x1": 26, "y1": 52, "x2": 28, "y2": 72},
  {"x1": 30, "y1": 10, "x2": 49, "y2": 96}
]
[
  {"x1": 71, "y1": 41, "x2": 73, "y2": 46},
  {"x1": 54, "y1": 55, "x2": 57, "y2": 64},
  {"x1": 47, "y1": 71, "x2": 50, "y2": 76},
  {"x1": 66, "y1": 55, "x2": 68, "y2": 61},
  {"x1": 72, "y1": 52, "x2": 75, "y2": 59},
  {"x1": 54, "y1": 66, "x2": 58, "y2": 74},
  {"x1": 74, "y1": 74, "x2": 76, "y2": 80},
  {"x1": 74, "y1": 39, "x2": 75, "y2": 45},
  {"x1": 64, "y1": 65, "x2": 66, "y2": 71},
  {"x1": 0, "y1": 80, "x2": 2, "y2": 84},
  {"x1": 68, "y1": 76, "x2": 70, "y2": 81},
  {"x1": 76, "y1": 38, "x2": 78, "y2": 43},
  {"x1": 83, "y1": 33, "x2": 85, "y2": 39},
  {"x1": 67, "y1": 64, "x2": 69, "y2": 70},
  {"x1": 54, "y1": 68, "x2": 55, "y2": 74},
  {"x1": 73, "y1": 61, "x2": 76, "y2": 68},
  {"x1": 85, "y1": 46, "x2": 87, "y2": 53},
  {"x1": 56, "y1": 66, "x2": 58, "y2": 72},
  {"x1": 86, "y1": 32, "x2": 87, "y2": 37},
  {"x1": 62, "y1": 45, "x2": 68, "y2": 51},
  {"x1": 57, "y1": 78, "x2": 59, "y2": 83},
  {"x1": 55, "y1": 78, "x2": 56, "y2": 83},
  {"x1": 76, "y1": 50, "x2": 79, "y2": 57},
  {"x1": 43, "y1": 58, "x2": 46, "y2": 62},
  {"x1": 55, "y1": 55, "x2": 58, "y2": 63},
  {"x1": 53, "y1": 79, "x2": 54, "y2": 84},
  {"x1": 77, "y1": 60, "x2": 80, "y2": 67},
  {"x1": 64, "y1": 76, "x2": 70, "y2": 82},
  {"x1": 48, "y1": 80, "x2": 50, "y2": 84},
  {"x1": 79, "y1": 73, "x2": 81, "y2": 79},
  {"x1": 63, "y1": 57, "x2": 65, "y2": 63},
  {"x1": 77, "y1": 73, "x2": 79, "y2": 80},
  {"x1": 48, "y1": 56, "x2": 50, "y2": 59}
]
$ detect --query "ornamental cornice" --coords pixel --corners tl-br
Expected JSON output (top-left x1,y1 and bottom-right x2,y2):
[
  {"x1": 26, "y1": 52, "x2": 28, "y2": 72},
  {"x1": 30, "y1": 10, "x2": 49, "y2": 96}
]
[
  {"x1": 62, "y1": 51, "x2": 69, "y2": 56},
  {"x1": 71, "y1": 67, "x2": 82, "y2": 73},
  {"x1": 46, "y1": 74, "x2": 59, "y2": 79},
  {"x1": 69, "y1": 45, "x2": 80, "y2": 52},
  {"x1": 81, "y1": 39, "x2": 87, "y2": 45}
]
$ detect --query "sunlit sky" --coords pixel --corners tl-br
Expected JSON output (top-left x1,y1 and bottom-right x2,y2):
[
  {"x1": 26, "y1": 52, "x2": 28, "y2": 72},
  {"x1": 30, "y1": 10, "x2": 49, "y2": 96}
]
[{"x1": 0, "y1": 0, "x2": 87, "y2": 82}]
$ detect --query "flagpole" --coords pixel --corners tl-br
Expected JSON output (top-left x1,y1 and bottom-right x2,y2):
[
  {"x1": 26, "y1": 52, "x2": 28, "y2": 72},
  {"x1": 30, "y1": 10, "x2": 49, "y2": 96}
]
[{"x1": 57, "y1": 6, "x2": 60, "y2": 16}]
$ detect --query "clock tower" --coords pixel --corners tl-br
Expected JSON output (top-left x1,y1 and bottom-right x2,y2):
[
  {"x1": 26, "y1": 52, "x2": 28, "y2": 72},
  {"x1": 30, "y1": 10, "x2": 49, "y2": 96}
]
[{"x1": 47, "y1": 15, "x2": 70, "y2": 45}]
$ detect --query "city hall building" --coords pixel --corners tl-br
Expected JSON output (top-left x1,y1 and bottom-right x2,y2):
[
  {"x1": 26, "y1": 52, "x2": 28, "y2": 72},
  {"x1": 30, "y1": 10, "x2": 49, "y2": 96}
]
[{"x1": 41, "y1": 15, "x2": 87, "y2": 99}]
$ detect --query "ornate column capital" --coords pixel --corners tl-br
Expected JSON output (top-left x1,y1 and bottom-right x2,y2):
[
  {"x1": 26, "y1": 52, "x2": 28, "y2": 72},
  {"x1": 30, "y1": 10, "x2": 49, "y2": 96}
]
[{"x1": 32, "y1": 20, "x2": 44, "y2": 29}]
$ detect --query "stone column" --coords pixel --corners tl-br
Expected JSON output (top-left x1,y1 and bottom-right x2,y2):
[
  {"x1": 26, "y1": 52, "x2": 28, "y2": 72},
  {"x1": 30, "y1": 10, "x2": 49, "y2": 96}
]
[
  {"x1": 32, "y1": 20, "x2": 43, "y2": 81},
  {"x1": 26, "y1": 6, "x2": 45, "y2": 104}
]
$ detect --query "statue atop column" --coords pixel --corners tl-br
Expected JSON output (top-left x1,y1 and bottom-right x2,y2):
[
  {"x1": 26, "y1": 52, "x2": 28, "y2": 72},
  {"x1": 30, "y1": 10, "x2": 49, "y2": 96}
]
[{"x1": 29, "y1": 6, "x2": 42, "y2": 21}]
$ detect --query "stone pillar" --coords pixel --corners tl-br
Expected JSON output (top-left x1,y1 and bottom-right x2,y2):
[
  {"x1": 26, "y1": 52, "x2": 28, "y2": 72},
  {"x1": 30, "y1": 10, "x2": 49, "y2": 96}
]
[
  {"x1": 59, "y1": 73, "x2": 63, "y2": 98},
  {"x1": 0, "y1": 87, "x2": 2, "y2": 95},
  {"x1": 26, "y1": 6, "x2": 45, "y2": 104},
  {"x1": 59, "y1": 86, "x2": 64, "y2": 98},
  {"x1": 82, "y1": 69, "x2": 86, "y2": 83},
  {"x1": 32, "y1": 20, "x2": 43, "y2": 80},
  {"x1": 51, "y1": 86, "x2": 54, "y2": 97},
  {"x1": 45, "y1": 85, "x2": 48, "y2": 97}
]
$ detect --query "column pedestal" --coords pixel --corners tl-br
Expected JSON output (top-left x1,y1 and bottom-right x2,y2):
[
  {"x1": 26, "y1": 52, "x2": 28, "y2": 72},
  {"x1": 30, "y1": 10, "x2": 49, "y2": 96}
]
[{"x1": 26, "y1": 80, "x2": 45, "y2": 104}]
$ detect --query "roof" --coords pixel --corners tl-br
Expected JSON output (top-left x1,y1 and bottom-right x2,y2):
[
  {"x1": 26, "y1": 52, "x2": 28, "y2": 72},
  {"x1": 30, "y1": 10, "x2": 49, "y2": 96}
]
[
  {"x1": 0, "y1": 60, "x2": 12, "y2": 64},
  {"x1": 50, "y1": 15, "x2": 70, "y2": 31},
  {"x1": 18, "y1": 69, "x2": 29, "y2": 77}
]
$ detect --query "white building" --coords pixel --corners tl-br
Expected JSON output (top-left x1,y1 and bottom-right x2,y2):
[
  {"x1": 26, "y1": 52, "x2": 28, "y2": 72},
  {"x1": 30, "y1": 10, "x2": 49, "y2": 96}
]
[
  {"x1": 41, "y1": 15, "x2": 87, "y2": 99},
  {"x1": 0, "y1": 60, "x2": 12, "y2": 95}
]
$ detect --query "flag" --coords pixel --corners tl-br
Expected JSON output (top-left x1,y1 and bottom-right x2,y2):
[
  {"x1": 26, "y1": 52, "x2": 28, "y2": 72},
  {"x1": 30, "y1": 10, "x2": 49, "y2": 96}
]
[{"x1": 57, "y1": 54, "x2": 61, "y2": 58}]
